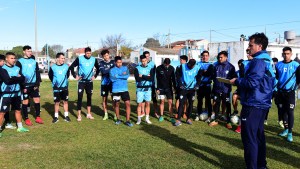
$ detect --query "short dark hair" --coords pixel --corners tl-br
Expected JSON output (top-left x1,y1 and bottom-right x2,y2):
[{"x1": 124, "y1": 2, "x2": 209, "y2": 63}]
[
  {"x1": 140, "y1": 55, "x2": 146, "y2": 60},
  {"x1": 248, "y1": 32, "x2": 268, "y2": 50},
  {"x1": 180, "y1": 55, "x2": 188, "y2": 62},
  {"x1": 6, "y1": 52, "x2": 16, "y2": 57},
  {"x1": 143, "y1": 51, "x2": 150, "y2": 55},
  {"x1": 56, "y1": 52, "x2": 64, "y2": 58},
  {"x1": 101, "y1": 49, "x2": 109, "y2": 56},
  {"x1": 218, "y1": 51, "x2": 228, "y2": 57},
  {"x1": 163, "y1": 58, "x2": 171, "y2": 65},
  {"x1": 238, "y1": 59, "x2": 244, "y2": 65},
  {"x1": 246, "y1": 49, "x2": 250, "y2": 54},
  {"x1": 23, "y1": 45, "x2": 31, "y2": 51},
  {"x1": 272, "y1": 57, "x2": 278, "y2": 63},
  {"x1": 0, "y1": 54, "x2": 5, "y2": 60},
  {"x1": 84, "y1": 47, "x2": 92, "y2": 53},
  {"x1": 187, "y1": 59, "x2": 196, "y2": 68},
  {"x1": 201, "y1": 51, "x2": 209, "y2": 56},
  {"x1": 114, "y1": 56, "x2": 122, "y2": 62},
  {"x1": 282, "y1": 47, "x2": 292, "y2": 52}
]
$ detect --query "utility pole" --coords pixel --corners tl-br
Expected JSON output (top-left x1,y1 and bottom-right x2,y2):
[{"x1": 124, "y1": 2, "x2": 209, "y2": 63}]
[
  {"x1": 209, "y1": 29, "x2": 212, "y2": 50},
  {"x1": 167, "y1": 29, "x2": 171, "y2": 48},
  {"x1": 34, "y1": 0, "x2": 38, "y2": 57}
]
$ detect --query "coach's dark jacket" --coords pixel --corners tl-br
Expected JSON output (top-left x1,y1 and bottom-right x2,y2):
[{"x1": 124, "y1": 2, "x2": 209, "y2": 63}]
[
  {"x1": 235, "y1": 51, "x2": 275, "y2": 110},
  {"x1": 212, "y1": 61, "x2": 237, "y2": 94}
]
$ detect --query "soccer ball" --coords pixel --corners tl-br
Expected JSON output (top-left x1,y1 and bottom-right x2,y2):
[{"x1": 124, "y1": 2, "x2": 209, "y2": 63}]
[
  {"x1": 230, "y1": 115, "x2": 239, "y2": 124},
  {"x1": 199, "y1": 112, "x2": 208, "y2": 121}
]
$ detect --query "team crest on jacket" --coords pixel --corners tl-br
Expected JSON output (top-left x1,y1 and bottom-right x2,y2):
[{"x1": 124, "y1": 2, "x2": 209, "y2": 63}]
[{"x1": 225, "y1": 70, "x2": 229, "y2": 74}]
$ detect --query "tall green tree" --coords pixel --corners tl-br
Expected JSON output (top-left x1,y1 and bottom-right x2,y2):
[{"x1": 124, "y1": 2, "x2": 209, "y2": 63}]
[
  {"x1": 41, "y1": 44, "x2": 56, "y2": 58},
  {"x1": 143, "y1": 38, "x2": 161, "y2": 48},
  {"x1": 11, "y1": 46, "x2": 24, "y2": 58}
]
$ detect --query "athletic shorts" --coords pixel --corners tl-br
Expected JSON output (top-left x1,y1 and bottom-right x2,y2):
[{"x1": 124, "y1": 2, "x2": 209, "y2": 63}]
[
  {"x1": 101, "y1": 84, "x2": 112, "y2": 97},
  {"x1": 151, "y1": 86, "x2": 157, "y2": 103},
  {"x1": 175, "y1": 87, "x2": 181, "y2": 100},
  {"x1": 212, "y1": 92, "x2": 230, "y2": 103},
  {"x1": 53, "y1": 90, "x2": 69, "y2": 102},
  {"x1": 23, "y1": 86, "x2": 40, "y2": 100},
  {"x1": 78, "y1": 81, "x2": 93, "y2": 94},
  {"x1": 0, "y1": 96, "x2": 21, "y2": 112},
  {"x1": 137, "y1": 90, "x2": 152, "y2": 103},
  {"x1": 112, "y1": 91, "x2": 130, "y2": 102},
  {"x1": 157, "y1": 88, "x2": 173, "y2": 100}
]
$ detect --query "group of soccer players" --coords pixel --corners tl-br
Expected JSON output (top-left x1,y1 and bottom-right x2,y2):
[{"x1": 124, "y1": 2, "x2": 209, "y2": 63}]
[{"x1": 0, "y1": 44, "x2": 299, "y2": 144}]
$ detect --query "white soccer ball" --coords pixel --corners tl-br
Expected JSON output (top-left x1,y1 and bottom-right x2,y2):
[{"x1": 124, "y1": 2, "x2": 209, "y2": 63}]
[
  {"x1": 199, "y1": 112, "x2": 208, "y2": 121},
  {"x1": 230, "y1": 115, "x2": 239, "y2": 124}
]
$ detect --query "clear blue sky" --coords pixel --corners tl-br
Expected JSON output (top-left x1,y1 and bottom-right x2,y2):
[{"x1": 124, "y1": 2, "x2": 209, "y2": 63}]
[{"x1": 1, "y1": 0, "x2": 300, "y2": 51}]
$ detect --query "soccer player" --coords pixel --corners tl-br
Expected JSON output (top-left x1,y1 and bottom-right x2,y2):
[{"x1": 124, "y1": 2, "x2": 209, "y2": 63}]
[
  {"x1": 209, "y1": 51, "x2": 237, "y2": 129},
  {"x1": 70, "y1": 47, "x2": 100, "y2": 121},
  {"x1": 175, "y1": 55, "x2": 188, "y2": 119},
  {"x1": 99, "y1": 49, "x2": 115, "y2": 120},
  {"x1": 230, "y1": 33, "x2": 275, "y2": 169},
  {"x1": 109, "y1": 56, "x2": 133, "y2": 127},
  {"x1": 141, "y1": 51, "x2": 158, "y2": 117},
  {"x1": 276, "y1": 47, "x2": 300, "y2": 142},
  {"x1": 0, "y1": 54, "x2": 15, "y2": 129},
  {"x1": 0, "y1": 52, "x2": 29, "y2": 138},
  {"x1": 48, "y1": 53, "x2": 71, "y2": 123},
  {"x1": 174, "y1": 59, "x2": 201, "y2": 126},
  {"x1": 195, "y1": 51, "x2": 214, "y2": 121},
  {"x1": 16, "y1": 45, "x2": 43, "y2": 126},
  {"x1": 134, "y1": 55, "x2": 154, "y2": 125},
  {"x1": 155, "y1": 58, "x2": 176, "y2": 123}
]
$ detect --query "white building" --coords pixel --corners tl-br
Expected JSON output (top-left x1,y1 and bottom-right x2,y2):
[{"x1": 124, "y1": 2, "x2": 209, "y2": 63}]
[{"x1": 130, "y1": 47, "x2": 179, "y2": 66}]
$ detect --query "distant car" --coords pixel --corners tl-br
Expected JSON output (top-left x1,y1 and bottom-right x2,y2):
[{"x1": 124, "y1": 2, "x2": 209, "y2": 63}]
[{"x1": 38, "y1": 61, "x2": 48, "y2": 73}]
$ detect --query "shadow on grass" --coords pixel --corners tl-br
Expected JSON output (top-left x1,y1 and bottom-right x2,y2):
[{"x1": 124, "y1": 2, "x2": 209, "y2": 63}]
[
  {"x1": 140, "y1": 124, "x2": 244, "y2": 168},
  {"x1": 41, "y1": 101, "x2": 78, "y2": 119},
  {"x1": 205, "y1": 133, "x2": 300, "y2": 168}
]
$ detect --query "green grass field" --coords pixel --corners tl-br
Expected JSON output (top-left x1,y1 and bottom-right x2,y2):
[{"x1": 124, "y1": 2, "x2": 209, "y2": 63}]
[{"x1": 0, "y1": 80, "x2": 300, "y2": 169}]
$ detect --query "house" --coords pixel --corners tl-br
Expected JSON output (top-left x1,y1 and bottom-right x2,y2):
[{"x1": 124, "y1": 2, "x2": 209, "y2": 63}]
[{"x1": 130, "y1": 47, "x2": 179, "y2": 66}]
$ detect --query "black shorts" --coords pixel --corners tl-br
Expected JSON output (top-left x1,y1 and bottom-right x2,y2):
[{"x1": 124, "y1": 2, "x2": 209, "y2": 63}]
[
  {"x1": 78, "y1": 81, "x2": 93, "y2": 95},
  {"x1": 157, "y1": 88, "x2": 173, "y2": 100},
  {"x1": 212, "y1": 92, "x2": 230, "y2": 103},
  {"x1": 0, "y1": 96, "x2": 21, "y2": 112},
  {"x1": 277, "y1": 91, "x2": 295, "y2": 110},
  {"x1": 112, "y1": 92, "x2": 130, "y2": 102},
  {"x1": 53, "y1": 90, "x2": 69, "y2": 102},
  {"x1": 23, "y1": 86, "x2": 40, "y2": 100},
  {"x1": 101, "y1": 84, "x2": 112, "y2": 97}
]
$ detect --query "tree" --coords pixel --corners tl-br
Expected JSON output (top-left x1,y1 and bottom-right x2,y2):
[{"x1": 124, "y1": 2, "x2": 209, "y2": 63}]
[
  {"x1": 143, "y1": 38, "x2": 161, "y2": 48},
  {"x1": 101, "y1": 34, "x2": 132, "y2": 57},
  {"x1": 11, "y1": 46, "x2": 24, "y2": 58},
  {"x1": 92, "y1": 50, "x2": 99, "y2": 57},
  {"x1": 119, "y1": 46, "x2": 133, "y2": 58},
  {"x1": 51, "y1": 44, "x2": 64, "y2": 54},
  {"x1": 41, "y1": 44, "x2": 56, "y2": 58}
]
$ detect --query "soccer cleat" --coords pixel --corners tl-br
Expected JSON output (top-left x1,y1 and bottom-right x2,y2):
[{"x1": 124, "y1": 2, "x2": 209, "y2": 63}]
[
  {"x1": 87, "y1": 114, "x2": 94, "y2": 120},
  {"x1": 25, "y1": 119, "x2": 33, "y2": 126},
  {"x1": 136, "y1": 120, "x2": 142, "y2": 125},
  {"x1": 17, "y1": 127, "x2": 29, "y2": 132},
  {"x1": 235, "y1": 125, "x2": 241, "y2": 133},
  {"x1": 52, "y1": 117, "x2": 59, "y2": 123},
  {"x1": 278, "y1": 129, "x2": 288, "y2": 137},
  {"x1": 65, "y1": 116, "x2": 71, "y2": 122},
  {"x1": 226, "y1": 123, "x2": 232, "y2": 129},
  {"x1": 174, "y1": 120, "x2": 182, "y2": 126},
  {"x1": 146, "y1": 119, "x2": 152, "y2": 124},
  {"x1": 195, "y1": 116, "x2": 200, "y2": 121},
  {"x1": 210, "y1": 114, "x2": 216, "y2": 120},
  {"x1": 5, "y1": 123, "x2": 16, "y2": 129},
  {"x1": 103, "y1": 113, "x2": 108, "y2": 120},
  {"x1": 278, "y1": 121, "x2": 284, "y2": 128},
  {"x1": 264, "y1": 120, "x2": 268, "y2": 125},
  {"x1": 35, "y1": 117, "x2": 44, "y2": 124},
  {"x1": 77, "y1": 115, "x2": 82, "y2": 122},
  {"x1": 115, "y1": 120, "x2": 122, "y2": 125},
  {"x1": 209, "y1": 120, "x2": 219, "y2": 127},
  {"x1": 170, "y1": 118, "x2": 176, "y2": 124},
  {"x1": 205, "y1": 118, "x2": 211, "y2": 123},
  {"x1": 186, "y1": 119, "x2": 192, "y2": 125},
  {"x1": 287, "y1": 133, "x2": 293, "y2": 142},
  {"x1": 125, "y1": 121, "x2": 133, "y2": 127},
  {"x1": 158, "y1": 116, "x2": 164, "y2": 122}
]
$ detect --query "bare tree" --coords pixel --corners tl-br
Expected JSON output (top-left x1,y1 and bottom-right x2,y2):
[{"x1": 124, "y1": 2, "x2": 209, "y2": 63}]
[
  {"x1": 101, "y1": 34, "x2": 132, "y2": 57},
  {"x1": 51, "y1": 44, "x2": 64, "y2": 54}
]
